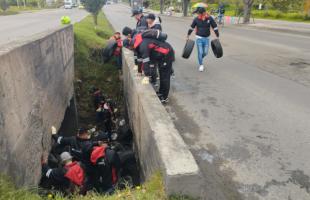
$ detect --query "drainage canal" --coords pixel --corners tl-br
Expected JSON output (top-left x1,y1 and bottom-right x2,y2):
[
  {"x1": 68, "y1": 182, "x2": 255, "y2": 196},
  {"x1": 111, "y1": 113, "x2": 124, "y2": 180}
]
[{"x1": 39, "y1": 53, "x2": 140, "y2": 196}]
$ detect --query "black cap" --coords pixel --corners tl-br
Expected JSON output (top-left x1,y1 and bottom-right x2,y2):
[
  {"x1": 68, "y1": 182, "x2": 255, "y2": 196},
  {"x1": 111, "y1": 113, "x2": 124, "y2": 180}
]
[
  {"x1": 96, "y1": 132, "x2": 109, "y2": 142},
  {"x1": 197, "y1": 7, "x2": 206, "y2": 14},
  {"x1": 147, "y1": 13, "x2": 156, "y2": 20},
  {"x1": 122, "y1": 26, "x2": 133, "y2": 36},
  {"x1": 131, "y1": 8, "x2": 142, "y2": 17}
]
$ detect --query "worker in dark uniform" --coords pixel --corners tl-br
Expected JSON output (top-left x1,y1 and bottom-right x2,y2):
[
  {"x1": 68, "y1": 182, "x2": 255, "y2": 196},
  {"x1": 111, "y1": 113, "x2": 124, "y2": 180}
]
[
  {"x1": 146, "y1": 13, "x2": 162, "y2": 31},
  {"x1": 41, "y1": 151, "x2": 86, "y2": 195},
  {"x1": 187, "y1": 7, "x2": 219, "y2": 72},
  {"x1": 131, "y1": 8, "x2": 148, "y2": 74},
  {"x1": 146, "y1": 13, "x2": 162, "y2": 86},
  {"x1": 146, "y1": 13, "x2": 176, "y2": 80},
  {"x1": 89, "y1": 132, "x2": 121, "y2": 194},
  {"x1": 51, "y1": 127, "x2": 95, "y2": 156},
  {"x1": 90, "y1": 87, "x2": 105, "y2": 111},
  {"x1": 51, "y1": 126, "x2": 98, "y2": 192},
  {"x1": 217, "y1": 4, "x2": 225, "y2": 24},
  {"x1": 132, "y1": 8, "x2": 148, "y2": 31},
  {"x1": 132, "y1": 33, "x2": 175, "y2": 103}
]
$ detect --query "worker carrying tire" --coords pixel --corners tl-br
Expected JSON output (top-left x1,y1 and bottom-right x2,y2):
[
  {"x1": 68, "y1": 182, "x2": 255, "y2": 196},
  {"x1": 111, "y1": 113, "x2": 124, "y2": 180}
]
[
  {"x1": 187, "y1": 7, "x2": 219, "y2": 72},
  {"x1": 41, "y1": 151, "x2": 86, "y2": 195}
]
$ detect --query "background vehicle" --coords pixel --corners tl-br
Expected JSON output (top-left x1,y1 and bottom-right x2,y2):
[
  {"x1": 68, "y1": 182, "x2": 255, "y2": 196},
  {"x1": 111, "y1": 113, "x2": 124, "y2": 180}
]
[
  {"x1": 64, "y1": 2, "x2": 72, "y2": 9},
  {"x1": 64, "y1": 0, "x2": 77, "y2": 9}
]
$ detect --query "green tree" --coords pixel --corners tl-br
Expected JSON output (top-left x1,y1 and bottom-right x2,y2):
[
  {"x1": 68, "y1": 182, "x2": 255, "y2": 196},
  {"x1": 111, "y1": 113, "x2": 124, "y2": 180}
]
[
  {"x1": 0, "y1": 0, "x2": 9, "y2": 11},
  {"x1": 81, "y1": 0, "x2": 106, "y2": 26}
]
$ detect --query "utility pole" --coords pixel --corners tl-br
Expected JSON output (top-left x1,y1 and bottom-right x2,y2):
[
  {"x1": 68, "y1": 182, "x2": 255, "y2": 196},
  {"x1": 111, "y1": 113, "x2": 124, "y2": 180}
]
[{"x1": 160, "y1": 0, "x2": 164, "y2": 14}]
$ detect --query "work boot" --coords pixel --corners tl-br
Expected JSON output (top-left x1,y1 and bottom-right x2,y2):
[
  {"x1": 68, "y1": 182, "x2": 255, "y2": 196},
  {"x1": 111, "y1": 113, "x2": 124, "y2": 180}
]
[{"x1": 159, "y1": 96, "x2": 169, "y2": 104}]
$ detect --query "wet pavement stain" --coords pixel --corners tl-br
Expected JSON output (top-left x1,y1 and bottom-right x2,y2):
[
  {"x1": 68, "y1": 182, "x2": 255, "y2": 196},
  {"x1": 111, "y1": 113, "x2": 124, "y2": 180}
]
[
  {"x1": 289, "y1": 170, "x2": 310, "y2": 193},
  {"x1": 165, "y1": 96, "x2": 245, "y2": 200},
  {"x1": 221, "y1": 142, "x2": 252, "y2": 163},
  {"x1": 238, "y1": 170, "x2": 310, "y2": 198}
]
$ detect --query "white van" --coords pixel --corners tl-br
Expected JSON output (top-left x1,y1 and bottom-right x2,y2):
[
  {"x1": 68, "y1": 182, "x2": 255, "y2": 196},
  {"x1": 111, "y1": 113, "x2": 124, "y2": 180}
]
[{"x1": 64, "y1": 2, "x2": 73, "y2": 9}]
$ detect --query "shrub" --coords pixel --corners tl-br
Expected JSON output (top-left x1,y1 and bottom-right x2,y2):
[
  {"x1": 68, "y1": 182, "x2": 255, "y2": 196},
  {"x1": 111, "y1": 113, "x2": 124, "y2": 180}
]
[
  {"x1": 263, "y1": 11, "x2": 270, "y2": 17},
  {"x1": 274, "y1": 11, "x2": 283, "y2": 18}
]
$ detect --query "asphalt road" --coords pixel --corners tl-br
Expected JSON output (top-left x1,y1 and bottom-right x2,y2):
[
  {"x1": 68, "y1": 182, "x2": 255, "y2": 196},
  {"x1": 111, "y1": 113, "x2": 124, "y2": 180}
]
[
  {"x1": 0, "y1": 8, "x2": 88, "y2": 46},
  {"x1": 104, "y1": 4, "x2": 310, "y2": 200}
]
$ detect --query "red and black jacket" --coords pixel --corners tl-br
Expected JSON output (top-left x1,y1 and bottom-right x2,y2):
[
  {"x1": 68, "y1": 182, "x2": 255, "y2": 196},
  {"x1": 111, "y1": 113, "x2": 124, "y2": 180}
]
[
  {"x1": 90, "y1": 146, "x2": 120, "y2": 185},
  {"x1": 133, "y1": 35, "x2": 175, "y2": 76},
  {"x1": 63, "y1": 161, "x2": 85, "y2": 186},
  {"x1": 188, "y1": 15, "x2": 219, "y2": 38},
  {"x1": 42, "y1": 161, "x2": 85, "y2": 188}
]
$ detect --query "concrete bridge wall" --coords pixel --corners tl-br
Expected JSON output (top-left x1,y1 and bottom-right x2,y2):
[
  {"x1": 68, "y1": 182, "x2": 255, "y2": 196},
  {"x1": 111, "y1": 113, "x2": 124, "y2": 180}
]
[{"x1": 0, "y1": 25, "x2": 74, "y2": 186}]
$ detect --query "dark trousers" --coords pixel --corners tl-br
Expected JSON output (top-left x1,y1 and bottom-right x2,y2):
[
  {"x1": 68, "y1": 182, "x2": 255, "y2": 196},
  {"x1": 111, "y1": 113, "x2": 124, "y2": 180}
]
[
  {"x1": 150, "y1": 63, "x2": 158, "y2": 84},
  {"x1": 138, "y1": 62, "x2": 143, "y2": 73},
  {"x1": 158, "y1": 60, "x2": 172, "y2": 99},
  {"x1": 115, "y1": 55, "x2": 122, "y2": 69}
]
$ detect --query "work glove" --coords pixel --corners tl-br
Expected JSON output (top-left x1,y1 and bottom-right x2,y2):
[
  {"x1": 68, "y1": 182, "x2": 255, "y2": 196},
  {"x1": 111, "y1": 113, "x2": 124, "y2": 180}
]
[
  {"x1": 141, "y1": 77, "x2": 150, "y2": 85},
  {"x1": 51, "y1": 126, "x2": 57, "y2": 135}
]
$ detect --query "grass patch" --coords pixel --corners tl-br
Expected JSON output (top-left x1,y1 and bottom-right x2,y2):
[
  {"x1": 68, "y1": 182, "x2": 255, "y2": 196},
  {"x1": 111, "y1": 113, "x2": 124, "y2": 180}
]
[
  {"x1": 0, "y1": 174, "x2": 41, "y2": 200},
  {"x1": 0, "y1": 10, "x2": 18, "y2": 15},
  {"x1": 0, "y1": 172, "x2": 194, "y2": 200},
  {"x1": 0, "y1": 6, "x2": 43, "y2": 15},
  {"x1": 64, "y1": 172, "x2": 168, "y2": 200},
  {"x1": 73, "y1": 12, "x2": 121, "y2": 126}
]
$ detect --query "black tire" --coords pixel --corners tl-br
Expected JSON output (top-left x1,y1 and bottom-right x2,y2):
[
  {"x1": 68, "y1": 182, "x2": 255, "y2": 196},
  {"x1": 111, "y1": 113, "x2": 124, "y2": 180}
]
[
  {"x1": 182, "y1": 39, "x2": 195, "y2": 59},
  {"x1": 211, "y1": 39, "x2": 223, "y2": 58},
  {"x1": 103, "y1": 40, "x2": 117, "y2": 63}
]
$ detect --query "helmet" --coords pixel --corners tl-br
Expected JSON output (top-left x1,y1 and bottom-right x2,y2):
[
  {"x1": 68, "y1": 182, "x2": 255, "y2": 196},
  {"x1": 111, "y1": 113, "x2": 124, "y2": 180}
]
[{"x1": 60, "y1": 152, "x2": 72, "y2": 163}]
